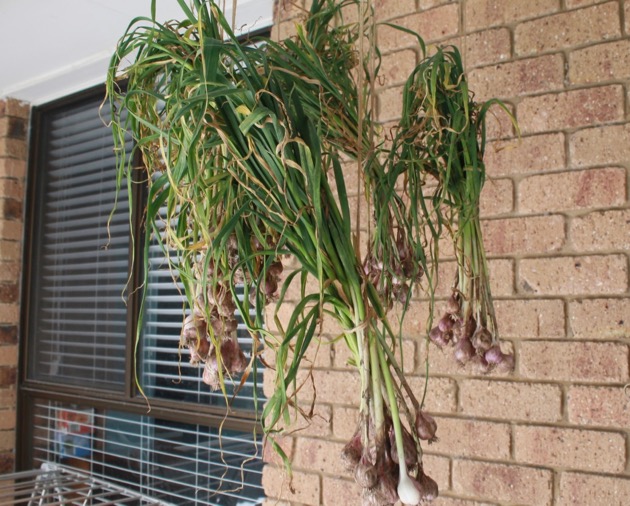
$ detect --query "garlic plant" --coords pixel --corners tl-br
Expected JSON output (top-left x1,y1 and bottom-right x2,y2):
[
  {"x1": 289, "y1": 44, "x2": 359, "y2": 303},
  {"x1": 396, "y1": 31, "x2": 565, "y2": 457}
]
[{"x1": 107, "y1": 0, "x2": 512, "y2": 504}]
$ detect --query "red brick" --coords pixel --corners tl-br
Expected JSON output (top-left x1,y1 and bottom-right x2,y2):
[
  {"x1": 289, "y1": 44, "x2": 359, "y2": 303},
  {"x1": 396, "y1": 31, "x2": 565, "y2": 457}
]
[
  {"x1": 483, "y1": 101, "x2": 517, "y2": 140},
  {"x1": 571, "y1": 123, "x2": 630, "y2": 167},
  {"x1": 464, "y1": 0, "x2": 560, "y2": 30},
  {"x1": 459, "y1": 379, "x2": 562, "y2": 422},
  {"x1": 571, "y1": 208, "x2": 630, "y2": 252},
  {"x1": 322, "y1": 475, "x2": 361, "y2": 506},
  {"x1": 0, "y1": 366, "x2": 15, "y2": 387},
  {"x1": 569, "y1": 40, "x2": 630, "y2": 84},
  {"x1": 0, "y1": 452, "x2": 14, "y2": 474},
  {"x1": 558, "y1": 472, "x2": 630, "y2": 506},
  {"x1": 0, "y1": 326, "x2": 17, "y2": 345},
  {"x1": 517, "y1": 86, "x2": 624, "y2": 134},
  {"x1": 293, "y1": 437, "x2": 347, "y2": 475},
  {"x1": 468, "y1": 54, "x2": 564, "y2": 101},
  {"x1": 494, "y1": 299, "x2": 565, "y2": 338},
  {"x1": 378, "y1": 49, "x2": 417, "y2": 87},
  {"x1": 567, "y1": 385, "x2": 630, "y2": 428},
  {"x1": 482, "y1": 215, "x2": 565, "y2": 255},
  {"x1": 520, "y1": 340, "x2": 629, "y2": 382},
  {"x1": 479, "y1": 178, "x2": 513, "y2": 217},
  {"x1": 515, "y1": 2, "x2": 620, "y2": 55},
  {"x1": 464, "y1": 28, "x2": 511, "y2": 68},
  {"x1": 569, "y1": 298, "x2": 630, "y2": 339},
  {"x1": 485, "y1": 133, "x2": 566, "y2": 177},
  {"x1": 262, "y1": 466, "x2": 321, "y2": 505},
  {"x1": 407, "y1": 376, "x2": 458, "y2": 413},
  {"x1": 518, "y1": 255, "x2": 628, "y2": 296},
  {"x1": 0, "y1": 179, "x2": 24, "y2": 200},
  {"x1": 452, "y1": 460, "x2": 553, "y2": 505},
  {"x1": 519, "y1": 168, "x2": 626, "y2": 213},
  {"x1": 377, "y1": 3, "x2": 459, "y2": 52},
  {"x1": 514, "y1": 425, "x2": 626, "y2": 473},
  {"x1": 429, "y1": 416, "x2": 511, "y2": 460}
]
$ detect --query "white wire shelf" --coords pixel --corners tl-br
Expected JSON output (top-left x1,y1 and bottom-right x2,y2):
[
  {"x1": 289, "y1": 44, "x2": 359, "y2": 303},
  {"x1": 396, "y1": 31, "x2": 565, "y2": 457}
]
[{"x1": 0, "y1": 463, "x2": 173, "y2": 506}]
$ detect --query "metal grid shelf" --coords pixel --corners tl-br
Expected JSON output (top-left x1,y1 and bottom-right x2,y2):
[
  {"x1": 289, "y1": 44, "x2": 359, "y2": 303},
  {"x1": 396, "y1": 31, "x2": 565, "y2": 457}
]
[{"x1": 0, "y1": 464, "x2": 173, "y2": 506}]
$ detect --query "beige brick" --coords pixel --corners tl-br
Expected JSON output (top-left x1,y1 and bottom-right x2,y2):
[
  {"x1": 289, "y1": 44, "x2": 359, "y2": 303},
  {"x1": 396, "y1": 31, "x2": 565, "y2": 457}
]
[
  {"x1": 558, "y1": 472, "x2": 630, "y2": 506},
  {"x1": 626, "y1": 0, "x2": 630, "y2": 34},
  {"x1": 517, "y1": 85, "x2": 624, "y2": 134},
  {"x1": 488, "y1": 258, "x2": 514, "y2": 296},
  {"x1": 422, "y1": 454, "x2": 451, "y2": 492},
  {"x1": 430, "y1": 498, "x2": 496, "y2": 506},
  {"x1": 377, "y1": 85, "x2": 403, "y2": 122},
  {"x1": 515, "y1": 2, "x2": 620, "y2": 56},
  {"x1": 0, "y1": 139, "x2": 27, "y2": 159},
  {"x1": 262, "y1": 466, "x2": 321, "y2": 505},
  {"x1": 377, "y1": 3, "x2": 459, "y2": 52},
  {"x1": 569, "y1": 298, "x2": 630, "y2": 339},
  {"x1": 482, "y1": 215, "x2": 565, "y2": 255},
  {"x1": 520, "y1": 340, "x2": 629, "y2": 382},
  {"x1": 569, "y1": 40, "x2": 630, "y2": 84},
  {"x1": 285, "y1": 404, "x2": 332, "y2": 438},
  {"x1": 0, "y1": 159, "x2": 26, "y2": 179},
  {"x1": 460, "y1": 379, "x2": 562, "y2": 422},
  {"x1": 479, "y1": 178, "x2": 513, "y2": 217},
  {"x1": 311, "y1": 370, "x2": 360, "y2": 405},
  {"x1": 263, "y1": 434, "x2": 295, "y2": 467},
  {"x1": 0, "y1": 263, "x2": 19, "y2": 284},
  {"x1": 407, "y1": 376, "x2": 458, "y2": 413},
  {"x1": 571, "y1": 208, "x2": 630, "y2": 252},
  {"x1": 429, "y1": 416, "x2": 511, "y2": 460},
  {"x1": 0, "y1": 241, "x2": 21, "y2": 262},
  {"x1": 0, "y1": 387, "x2": 16, "y2": 409},
  {"x1": 464, "y1": 28, "x2": 511, "y2": 68},
  {"x1": 514, "y1": 425, "x2": 626, "y2": 473},
  {"x1": 485, "y1": 133, "x2": 566, "y2": 177},
  {"x1": 571, "y1": 123, "x2": 630, "y2": 167},
  {"x1": 274, "y1": 0, "x2": 305, "y2": 21},
  {"x1": 453, "y1": 460, "x2": 553, "y2": 505},
  {"x1": 566, "y1": 0, "x2": 607, "y2": 6},
  {"x1": 0, "y1": 430, "x2": 14, "y2": 452},
  {"x1": 483, "y1": 101, "x2": 516, "y2": 140},
  {"x1": 568, "y1": 385, "x2": 630, "y2": 428},
  {"x1": 0, "y1": 410, "x2": 15, "y2": 430},
  {"x1": 374, "y1": 0, "x2": 417, "y2": 22},
  {"x1": 494, "y1": 299, "x2": 565, "y2": 338},
  {"x1": 322, "y1": 475, "x2": 361, "y2": 506},
  {"x1": 0, "y1": 304, "x2": 19, "y2": 324},
  {"x1": 468, "y1": 54, "x2": 564, "y2": 101},
  {"x1": 519, "y1": 255, "x2": 628, "y2": 296},
  {"x1": 0, "y1": 346, "x2": 17, "y2": 367},
  {"x1": 335, "y1": 337, "x2": 415, "y2": 373},
  {"x1": 519, "y1": 168, "x2": 626, "y2": 213},
  {"x1": 464, "y1": 0, "x2": 560, "y2": 30},
  {"x1": 378, "y1": 49, "x2": 417, "y2": 87},
  {"x1": 332, "y1": 406, "x2": 359, "y2": 440},
  {"x1": 0, "y1": 221, "x2": 22, "y2": 242},
  {"x1": 293, "y1": 437, "x2": 347, "y2": 475}
]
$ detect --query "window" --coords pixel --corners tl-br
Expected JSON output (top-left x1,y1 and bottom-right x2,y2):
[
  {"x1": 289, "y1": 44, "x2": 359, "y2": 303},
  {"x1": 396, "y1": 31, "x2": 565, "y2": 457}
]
[{"x1": 19, "y1": 87, "x2": 265, "y2": 505}]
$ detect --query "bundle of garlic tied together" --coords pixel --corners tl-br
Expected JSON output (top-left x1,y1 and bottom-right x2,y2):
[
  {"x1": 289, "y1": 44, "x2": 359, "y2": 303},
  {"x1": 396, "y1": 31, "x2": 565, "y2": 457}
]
[{"x1": 107, "y1": 0, "x2": 514, "y2": 504}]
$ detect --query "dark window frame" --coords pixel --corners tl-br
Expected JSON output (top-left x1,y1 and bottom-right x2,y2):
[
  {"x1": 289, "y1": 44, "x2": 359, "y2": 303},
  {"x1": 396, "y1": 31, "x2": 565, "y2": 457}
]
[{"x1": 17, "y1": 83, "x2": 261, "y2": 473}]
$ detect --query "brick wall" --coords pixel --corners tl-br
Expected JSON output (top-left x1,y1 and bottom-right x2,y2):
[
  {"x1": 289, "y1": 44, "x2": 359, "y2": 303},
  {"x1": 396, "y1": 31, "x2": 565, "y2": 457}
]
[
  {"x1": 264, "y1": 1, "x2": 630, "y2": 505},
  {"x1": 0, "y1": 98, "x2": 28, "y2": 474}
]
